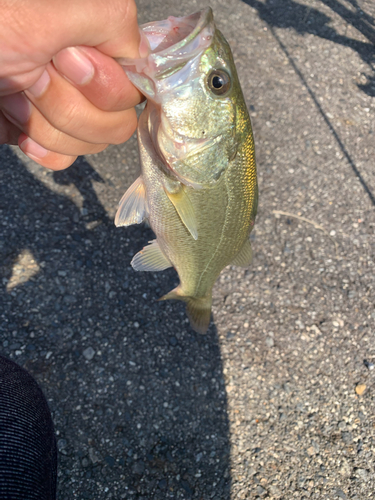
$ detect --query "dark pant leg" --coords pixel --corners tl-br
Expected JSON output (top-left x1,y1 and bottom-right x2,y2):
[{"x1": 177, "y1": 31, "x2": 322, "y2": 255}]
[{"x1": 0, "y1": 355, "x2": 57, "y2": 500}]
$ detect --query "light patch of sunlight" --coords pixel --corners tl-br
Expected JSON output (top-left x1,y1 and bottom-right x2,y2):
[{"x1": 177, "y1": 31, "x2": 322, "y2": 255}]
[
  {"x1": 10, "y1": 146, "x2": 84, "y2": 210},
  {"x1": 6, "y1": 249, "x2": 40, "y2": 291}
]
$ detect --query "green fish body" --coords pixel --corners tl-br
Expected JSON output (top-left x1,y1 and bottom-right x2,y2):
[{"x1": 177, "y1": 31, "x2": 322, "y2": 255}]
[{"x1": 116, "y1": 8, "x2": 257, "y2": 333}]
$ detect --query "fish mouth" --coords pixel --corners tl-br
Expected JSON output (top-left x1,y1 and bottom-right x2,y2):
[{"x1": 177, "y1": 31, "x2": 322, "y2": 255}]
[
  {"x1": 142, "y1": 8, "x2": 214, "y2": 54},
  {"x1": 117, "y1": 8, "x2": 215, "y2": 98}
]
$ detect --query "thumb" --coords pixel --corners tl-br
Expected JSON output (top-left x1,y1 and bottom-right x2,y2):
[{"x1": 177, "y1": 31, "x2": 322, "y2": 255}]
[{"x1": 0, "y1": 0, "x2": 142, "y2": 93}]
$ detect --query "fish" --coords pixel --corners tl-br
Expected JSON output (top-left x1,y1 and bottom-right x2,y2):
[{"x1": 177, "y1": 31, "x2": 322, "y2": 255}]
[{"x1": 115, "y1": 7, "x2": 258, "y2": 334}]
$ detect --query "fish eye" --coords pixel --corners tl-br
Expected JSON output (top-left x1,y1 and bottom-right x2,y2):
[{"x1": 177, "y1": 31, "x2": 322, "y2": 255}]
[{"x1": 207, "y1": 69, "x2": 231, "y2": 96}]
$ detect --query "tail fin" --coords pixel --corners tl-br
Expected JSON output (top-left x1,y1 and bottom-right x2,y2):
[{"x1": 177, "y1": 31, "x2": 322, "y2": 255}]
[{"x1": 160, "y1": 287, "x2": 212, "y2": 334}]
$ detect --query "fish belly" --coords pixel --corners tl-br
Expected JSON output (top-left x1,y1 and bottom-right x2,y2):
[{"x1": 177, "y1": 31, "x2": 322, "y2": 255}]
[{"x1": 142, "y1": 145, "x2": 255, "y2": 299}]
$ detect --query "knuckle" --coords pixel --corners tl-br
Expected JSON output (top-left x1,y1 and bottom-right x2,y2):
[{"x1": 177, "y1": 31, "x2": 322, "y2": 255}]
[
  {"x1": 54, "y1": 100, "x2": 82, "y2": 133},
  {"x1": 104, "y1": 86, "x2": 125, "y2": 111},
  {"x1": 43, "y1": 128, "x2": 72, "y2": 154},
  {"x1": 118, "y1": 0, "x2": 137, "y2": 21}
]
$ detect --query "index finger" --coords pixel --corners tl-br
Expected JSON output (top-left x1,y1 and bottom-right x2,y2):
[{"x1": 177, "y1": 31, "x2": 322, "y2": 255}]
[{"x1": 52, "y1": 46, "x2": 144, "y2": 112}]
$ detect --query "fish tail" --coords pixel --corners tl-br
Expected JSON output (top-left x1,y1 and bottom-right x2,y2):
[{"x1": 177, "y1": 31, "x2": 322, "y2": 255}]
[
  {"x1": 159, "y1": 287, "x2": 212, "y2": 334},
  {"x1": 185, "y1": 294, "x2": 212, "y2": 334}
]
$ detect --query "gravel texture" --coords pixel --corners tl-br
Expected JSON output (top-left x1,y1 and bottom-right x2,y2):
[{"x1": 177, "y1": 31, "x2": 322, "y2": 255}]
[{"x1": 1, "y1": 0, "x2": 375, "y2": 499}]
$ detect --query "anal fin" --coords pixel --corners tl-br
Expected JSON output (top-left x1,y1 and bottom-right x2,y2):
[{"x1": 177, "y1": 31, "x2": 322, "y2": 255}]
[
  {"x1": 115, "y1": 176, "x2": 147, "y2": 227},
  {"x1": 231, "y1": 240, "x2": 253, "y2": 267},
  {"x1": 163, "y1": 182, "x2": 198, "y2": 240},
  {"x1": 131, "y1": 240, "x2": 172, "y2": 272}
]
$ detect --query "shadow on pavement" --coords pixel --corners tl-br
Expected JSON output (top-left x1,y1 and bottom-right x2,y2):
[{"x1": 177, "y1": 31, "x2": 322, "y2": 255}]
[
  {"x1": 242, "y1": 0, "x2": 375, "y2": 207},
  {"x1": 0, "y1": 147, "x2": 231, "y2": 499},
  {"x1": 242, "y1": 0, "x2": 375, "y2": 96}
]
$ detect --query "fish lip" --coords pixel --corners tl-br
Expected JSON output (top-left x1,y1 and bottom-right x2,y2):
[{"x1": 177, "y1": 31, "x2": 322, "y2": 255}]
[
  {"x1": 144, "y1": 8, "x2": 214, "y2": 61},
  {"x1": 117, "y1": 8, "x2": 215, "y2": 78}
]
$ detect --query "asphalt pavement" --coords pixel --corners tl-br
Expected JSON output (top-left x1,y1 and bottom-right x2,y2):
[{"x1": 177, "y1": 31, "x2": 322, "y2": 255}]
[{"x1": 1, "y1": 0, "x2": 374, "y2": 498}]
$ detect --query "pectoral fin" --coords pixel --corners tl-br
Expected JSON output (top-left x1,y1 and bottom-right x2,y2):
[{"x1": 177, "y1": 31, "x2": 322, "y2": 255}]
[
  {"x1": 131, "y1": 240, "x2": 172, "y2": 272},
  {"x1": 163, "y1": 182, "x2": 198, "y2": 240},
  {"x1": 115, "y1": 176, "x2": 147, "y2": 227},
  {"x1": 231, "y1": 240, "x2": 253, "y2": 267}
]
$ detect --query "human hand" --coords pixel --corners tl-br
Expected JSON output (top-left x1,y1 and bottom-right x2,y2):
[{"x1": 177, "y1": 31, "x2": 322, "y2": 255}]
[{"x1": 0, "y1": 0, "x2": 147, "y2": 170}]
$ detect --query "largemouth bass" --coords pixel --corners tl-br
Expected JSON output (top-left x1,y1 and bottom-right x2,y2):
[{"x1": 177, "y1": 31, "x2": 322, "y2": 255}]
[{"x1": 115, "y1": 8, "x2": 258, "y2": 334}]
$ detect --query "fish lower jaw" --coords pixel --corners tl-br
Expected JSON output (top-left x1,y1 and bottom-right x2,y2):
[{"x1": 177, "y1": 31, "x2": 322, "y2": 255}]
[
  {"x1": 163, "y1": 136, "x2": 222, "y2": 162},
  {"x1": 158, "y1": 110, "x2": 222, "y2": 157}
]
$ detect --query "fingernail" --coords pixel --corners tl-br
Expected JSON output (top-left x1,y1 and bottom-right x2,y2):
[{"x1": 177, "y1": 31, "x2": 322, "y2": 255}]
[
  {"x1": 0, "y1": 93, "x2": 31, "y2": 125},
  {"x1": 53, "y1": 47, "x2": 94, "y2": 85},
  {"x1": 19, "y1": 137, "x2": 48, "y2": 160},
  {"x1": 27, "y1": 70, "x2": 51, "y2": 97},
  {"x1": 139, "y1": 29, "x2": 150, "y2": 58}
]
